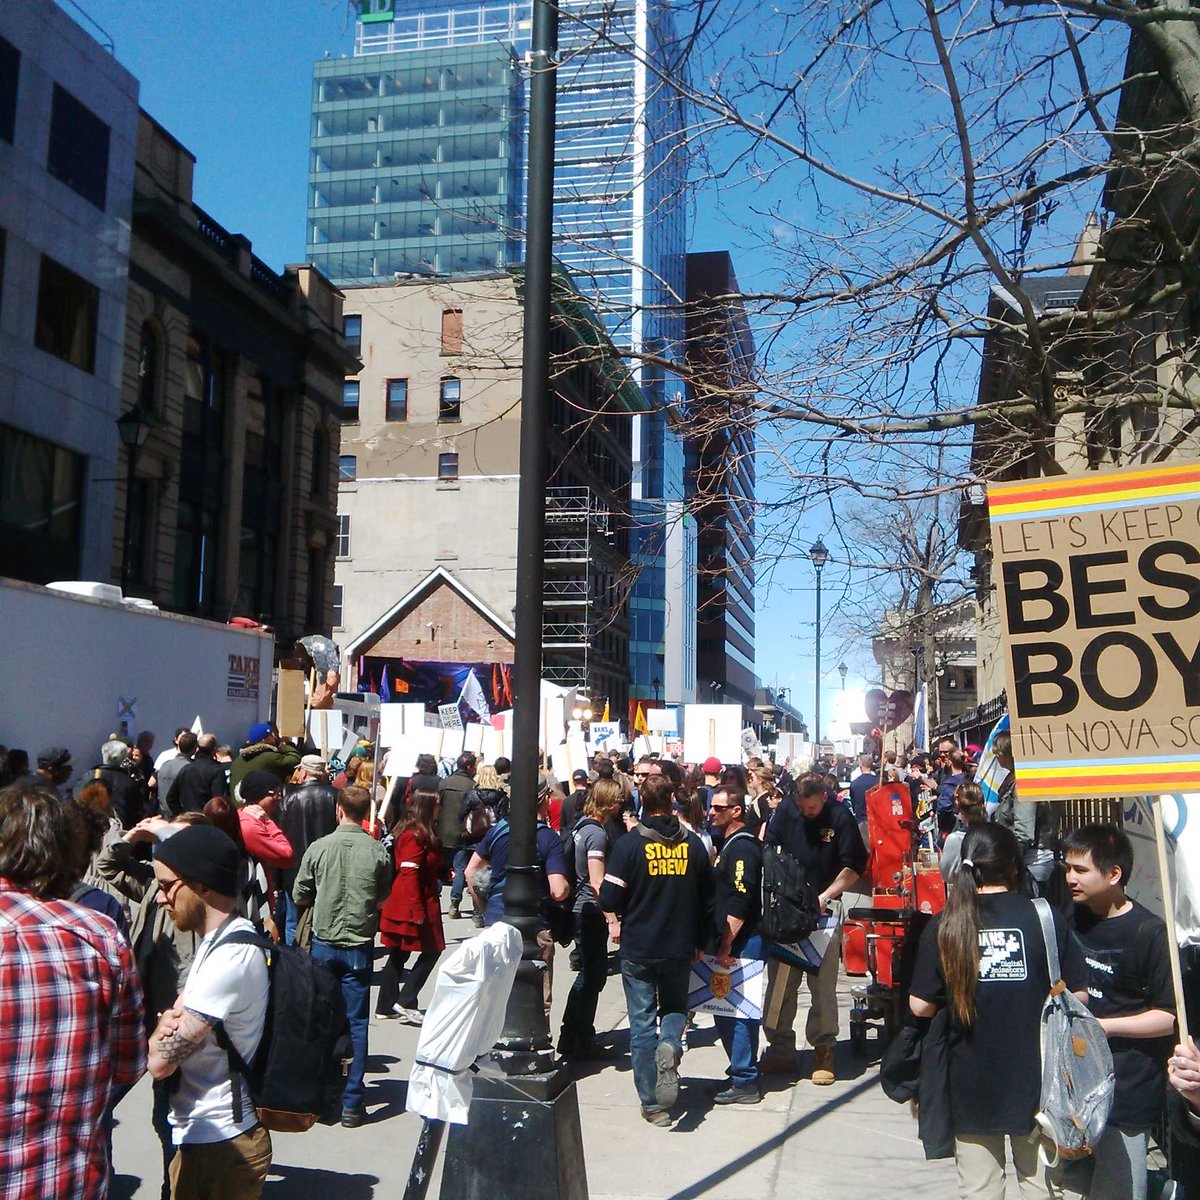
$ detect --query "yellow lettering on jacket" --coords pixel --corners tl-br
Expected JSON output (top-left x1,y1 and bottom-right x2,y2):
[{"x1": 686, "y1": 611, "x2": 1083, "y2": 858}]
[{"x1": 644, "y1": 841, "x2": 689, "y2": 876}]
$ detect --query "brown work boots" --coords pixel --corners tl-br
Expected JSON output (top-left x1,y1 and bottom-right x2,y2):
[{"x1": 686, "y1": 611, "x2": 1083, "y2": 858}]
[{"x1": 811, "y1": 1045, "x2": 835, "y2": 1086}]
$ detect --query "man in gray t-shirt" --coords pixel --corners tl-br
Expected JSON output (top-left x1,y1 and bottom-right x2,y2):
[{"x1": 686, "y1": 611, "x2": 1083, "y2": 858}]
[{"x1": 557, "y1": 782, "x2": 623, "y2": 1059}]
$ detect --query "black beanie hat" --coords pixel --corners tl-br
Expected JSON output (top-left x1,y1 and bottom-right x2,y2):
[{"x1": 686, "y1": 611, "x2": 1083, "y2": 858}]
[
  {"x1": 240, "y1": 769, "x2": 282, "y2": 804},
  {"x1": 153, "y1": 825, "x2": 240, "y2": 897}
]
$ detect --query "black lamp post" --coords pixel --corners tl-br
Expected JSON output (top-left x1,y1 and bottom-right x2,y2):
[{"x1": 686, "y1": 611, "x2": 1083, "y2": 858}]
[
  {"x1": 116, "y1": 407, "x2": 151, "y2": 589},
  {"x1": 809, "y1": 538, "x2": 829, "y2": 743},
  {"x1": 651, "y1": 676, "x2": 661, "y2": 705},
  {"x1": 838, "y1": 662, "x2": 848, "y2": 690},
  {"x1": 439, "y1": 2, "x2": 586, "y2": 1197}
]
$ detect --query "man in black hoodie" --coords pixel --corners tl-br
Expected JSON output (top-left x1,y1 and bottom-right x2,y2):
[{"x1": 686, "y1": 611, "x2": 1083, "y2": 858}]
[{"x1": 599, "y1": 775, "x2": 714, "y2": 1127}]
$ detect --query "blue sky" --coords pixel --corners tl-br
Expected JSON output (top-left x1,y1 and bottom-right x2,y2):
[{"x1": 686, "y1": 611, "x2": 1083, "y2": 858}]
[{"x1": 75, "y1": 0, "x2": 1079, "y2": 724}]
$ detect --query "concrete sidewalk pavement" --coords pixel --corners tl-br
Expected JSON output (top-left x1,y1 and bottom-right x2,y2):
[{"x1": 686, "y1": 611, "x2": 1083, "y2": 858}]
[{"x1": 111, "y1": 913, "x2": 987, "y2": 1200}]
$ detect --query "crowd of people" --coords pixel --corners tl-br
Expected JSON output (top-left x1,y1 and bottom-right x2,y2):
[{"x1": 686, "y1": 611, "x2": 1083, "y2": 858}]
[{"x1": 1, "y1": 726, "x2": 1199, "y2": 1200}]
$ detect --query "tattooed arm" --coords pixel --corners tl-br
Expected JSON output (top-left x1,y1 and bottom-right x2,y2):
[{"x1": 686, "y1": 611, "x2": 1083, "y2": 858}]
[{"x1": 147, "y1": 1006, "x2": 216, "y2": 1080}]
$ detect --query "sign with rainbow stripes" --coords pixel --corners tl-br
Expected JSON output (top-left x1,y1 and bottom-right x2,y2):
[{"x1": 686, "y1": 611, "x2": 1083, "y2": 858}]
[{"x1": 988, "y1": 461, "x2": 1200, "y2": 801}]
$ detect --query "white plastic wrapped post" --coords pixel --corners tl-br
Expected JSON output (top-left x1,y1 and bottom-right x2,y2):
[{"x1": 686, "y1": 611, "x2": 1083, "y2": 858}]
[{"x1": 406, "y1": 922, "x2": 523, "y2": 1124}]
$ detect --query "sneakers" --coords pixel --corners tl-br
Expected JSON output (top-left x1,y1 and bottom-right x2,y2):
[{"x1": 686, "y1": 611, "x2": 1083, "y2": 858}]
[
  {"x1": 811, "y1": 1045, "x2": 835, "y2": 1086},
  {"x1": 449, "y1": 902, "x2": 462, "y2": 920},
  {"x1": 713, "y1": 1083, "x2": 761, "y2": 1105},
  {"x1": 640, "y1": 1106, "x2": 672, "y2": 1127},
  {"x1": 654, "y1": 1041, "x2": 681, "y2": 1108},
  {"x1": 758, "y1": 1052, "x2": 798, "y2": 1076},
  {"x1": 341, "y1": 1108, "x2": 364, "y2": 1128},
  {"x1": 393, "y1": 1006, "x2": 423, "y2": 1025}
]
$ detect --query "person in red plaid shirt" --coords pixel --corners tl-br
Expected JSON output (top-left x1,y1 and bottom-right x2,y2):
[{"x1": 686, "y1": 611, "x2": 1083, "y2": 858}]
[{"x1": 0, "y1": 781, "x2": 146, "y2": 1199}]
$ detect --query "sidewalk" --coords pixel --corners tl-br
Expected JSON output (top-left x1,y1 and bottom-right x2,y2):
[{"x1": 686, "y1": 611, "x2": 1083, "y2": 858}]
[{"x1": 111, "y1": 912, "x2": 982, "y2": 1200}]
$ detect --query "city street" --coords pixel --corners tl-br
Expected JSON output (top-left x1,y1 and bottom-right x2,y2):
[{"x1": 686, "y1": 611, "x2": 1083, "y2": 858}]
[{"x1": 112, "y1": 909, "x2": 969, "y2": 1200}]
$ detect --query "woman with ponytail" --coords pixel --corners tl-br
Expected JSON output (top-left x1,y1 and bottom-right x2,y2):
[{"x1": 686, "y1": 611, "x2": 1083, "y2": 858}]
[{"x1": 909, "y1": 824, "x2": 1086, "y2": 1198}]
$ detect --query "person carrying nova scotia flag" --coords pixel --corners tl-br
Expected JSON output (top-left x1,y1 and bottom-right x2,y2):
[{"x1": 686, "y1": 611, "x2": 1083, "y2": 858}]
[{"x1": 706, "y1": 783, "x2": 766, "y2": 1104}]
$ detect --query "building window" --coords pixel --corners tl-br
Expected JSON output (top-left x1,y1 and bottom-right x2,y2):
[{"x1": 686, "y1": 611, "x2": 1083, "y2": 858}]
[
  {"x1": 332, "y1": 583, "x2": 343, "y2": 628},
  {"x1": 342, "y1": 380, "x2": 360, "y2": 420},
  {"x1": 174, "y1": 334, "x2": 225, "y2": 616},
  {"x1": 344, "y1": 313, "x2": 362, "y2": 356},
  {"x1": 0, "y1": 422, "x2": 84, "y2": 585},
  {"x1": 438, "y1": 452, "x2": 458, "y2": 481},
  {"x1": 47, "y1": 85, "x2": 110, "y2": 211},
  {"x1": 137, "y1": 322, "x2": 160, "y2": 411},
  {"x1": 337, "y1": 513, "x2": 350, "y2": 557},
  {"x1": 440, "y1": 307, "x2": 463, "y2": 354},
  {"x1": 439, "y1": 377, "x2": 461, "y2": 422},
  {"x1": 386, "y1": 378, "x2": 408, "y2": 422},
  {"x1": 339, "y1": 454, "x2": 357, "y2": 482},
  {"x1": 35, "y1": 255, "x2": 98, "y2": 373},
  {"x1": 0, "y1": 36, "x2": 18, "y2": 145}
]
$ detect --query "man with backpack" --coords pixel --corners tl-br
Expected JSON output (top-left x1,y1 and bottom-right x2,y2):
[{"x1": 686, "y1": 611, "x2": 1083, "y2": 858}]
[
  {"x1": 557, "y1": 777, "x2": 625, "y2": 1060},
  {"x1": 708, "y1": 784, "x2": 765, "y2": 1104},
  {"x1": 147, "y1": 824, "x2": 272, "y2": 1198},
  {"x1": 1064, "y1": 824, "x2": 1176, "y2": 1200},
  {"x1": 437, "y1": 752, "x2": 477, "y2": 919},
  {"x1": 464, "y1": 774, "x2": 569, "y2": 1017},
  {"x1": 292, "y1": 787, "x2": 393, "y2": 1129}
]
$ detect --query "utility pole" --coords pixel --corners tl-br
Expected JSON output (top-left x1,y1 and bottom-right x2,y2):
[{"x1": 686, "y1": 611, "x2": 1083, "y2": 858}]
[{"x1": 440, "y1": 2, "x2": 587, "y2": 1196}]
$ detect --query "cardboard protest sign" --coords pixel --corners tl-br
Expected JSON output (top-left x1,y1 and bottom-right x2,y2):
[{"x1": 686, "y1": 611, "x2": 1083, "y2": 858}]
[
  {"x1": 682, "y1": 704, "x2": 742, "y2": 764},
  {"x1": 686, "y1": 956, "x2": 767, "y2": 1021},
  {"x1": 988, "y1": 461, "x2": 1200, "y2": 801}
]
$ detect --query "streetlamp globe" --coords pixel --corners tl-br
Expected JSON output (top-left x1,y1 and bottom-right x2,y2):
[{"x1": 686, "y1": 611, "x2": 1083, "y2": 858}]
[{"x1": 808, "y1": 538, "x2": 829, "y2": 570}]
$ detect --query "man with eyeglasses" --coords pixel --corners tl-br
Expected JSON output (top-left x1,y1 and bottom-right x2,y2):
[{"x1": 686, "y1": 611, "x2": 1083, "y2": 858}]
[
  {"x1": 708, "y1": 785, "x2": 765, "y2": 1104},
  {"x1": 148, "y1": 823, "x2": 272, "y2": 1198}
]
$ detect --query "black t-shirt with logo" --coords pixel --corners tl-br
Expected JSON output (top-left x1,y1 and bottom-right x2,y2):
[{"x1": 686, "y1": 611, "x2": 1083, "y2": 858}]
[
  {"x1": 910, "y1": 890, "x2": 1086, "y2": 1136},
  {"x1": 765, "y1": 797, "x2": 868, "y2": 894},
  {"x1": 710, "y1": 829, "x2": 763, "y2": 955},
  {"x1": 1072, "y1": 900, "x2": 1174, "y2": 1130}
]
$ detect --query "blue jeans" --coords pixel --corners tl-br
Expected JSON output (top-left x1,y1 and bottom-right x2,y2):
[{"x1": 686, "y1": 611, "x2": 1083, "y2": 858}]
[
  {"x1": 310, "y1": 936, "x2": 372, "y2": 1113},
  {"x1": 712, "y1": 933, "x2": 764, "y2": 1088},
  {"x1": 559, "y1": 906, "x2": 608, "y2": 1053},
  {"x1": 620, "y1": 957, "x2": 690, "y2": 1110},
  {"x1": 283, "y1": 893, "x2": 300, "y2": 947},
  {"x1": 450, "y1": 847, "x2": 472, "y2": 905}
]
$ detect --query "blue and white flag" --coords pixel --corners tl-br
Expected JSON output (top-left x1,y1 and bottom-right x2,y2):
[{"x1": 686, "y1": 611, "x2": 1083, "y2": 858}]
[
  {"x1": 977, "y1": 712, "x2": 1011, "y2": 816},
  {"x1": 912, "y1": 684, "x2": 928, "y2": 750},
  {"x1": 768, "y1": 912, "x2": 842, "y2": 973},
  {"x1": 686, "y1": 956, "x2": 767, "y2": 1021}
]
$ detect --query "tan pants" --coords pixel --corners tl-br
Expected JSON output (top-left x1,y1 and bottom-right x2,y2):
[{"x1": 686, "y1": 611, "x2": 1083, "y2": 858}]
[
  {"x1": 537, "y1": 926, "x2": 555, "y2": 1017},
  {"x1": 954, "y1": 1132, "x2": 1062, "y2": 1200},
  {"x1": 170, "y1": 1124, "x2": 272, "y2": 1200},
  {"x1": 762, "y1": 917, "x2": 843, "y2": 1056}
]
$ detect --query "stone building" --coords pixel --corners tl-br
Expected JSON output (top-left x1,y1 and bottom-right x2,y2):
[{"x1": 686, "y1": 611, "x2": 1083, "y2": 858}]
[
  {"x1": 116, "y1": 111, "x2": 356, "y2": 640},
  {"x1": 334, "y1": 267, "x2": 646, "y2": 714}
]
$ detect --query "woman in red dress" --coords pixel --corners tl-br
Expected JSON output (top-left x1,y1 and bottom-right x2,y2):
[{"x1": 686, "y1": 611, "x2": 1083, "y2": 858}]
[{"x1": 376, "y1": 788, "x2": 451, "y2": 1024}]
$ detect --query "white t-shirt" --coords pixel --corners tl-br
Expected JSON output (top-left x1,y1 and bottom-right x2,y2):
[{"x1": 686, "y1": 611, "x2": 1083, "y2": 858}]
[
  {"x1": 169, "y1": 916, "x2": 268, "y2": 1145},
  {"x1": 154, "y1": 746, "x2": 180, "y2": 771}
]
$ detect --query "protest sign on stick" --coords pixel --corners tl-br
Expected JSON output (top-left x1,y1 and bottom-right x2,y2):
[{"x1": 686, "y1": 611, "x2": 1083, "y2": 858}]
[{"x1": 988, "y1": 461, "x2": 1200, "y2": 801}]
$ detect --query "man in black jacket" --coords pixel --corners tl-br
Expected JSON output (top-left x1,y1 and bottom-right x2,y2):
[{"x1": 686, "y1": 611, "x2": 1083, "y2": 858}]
[
  {"x1": 599, "y1": 775, "x2": 713, "y2": 1127},
  {"x1": 760, "y1": 772, "x2": 867, "y2": 1084},
  {"x1": 437, "y1": 752, "x2": 476, "y2": 919},
  {"x1": 709, "y1": 785, "x2": 764, "y2": 1104},
  {"x1": 92, "y1": 738, "x2": 148, "y2": 828},
  {"x1": 278, "y1": 755, "x2": 338, "y2": 945},
  {"x1": 167, "y1": 734, "x2": 228, "y2": 816}
]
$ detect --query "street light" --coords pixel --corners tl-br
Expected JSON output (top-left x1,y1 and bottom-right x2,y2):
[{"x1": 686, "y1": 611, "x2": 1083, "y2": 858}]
[
  {"x1": 838, "y1": 662, "x2": 848, "y2": 689},
  {"x1": 809, "y1": 538, "x2": 829, "y2": 743},
  {"x1": 651, "y1": 676, "x2": 661, "y2": 705},
  {"x1": 116, "y1": 407, "x2": 152, "y2": 589}
]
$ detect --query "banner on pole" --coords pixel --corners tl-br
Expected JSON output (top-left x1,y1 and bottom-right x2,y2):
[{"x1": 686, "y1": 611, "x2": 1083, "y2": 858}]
[{"x1": 988, "y1": 461, "x2": 1200, "y2": 801}]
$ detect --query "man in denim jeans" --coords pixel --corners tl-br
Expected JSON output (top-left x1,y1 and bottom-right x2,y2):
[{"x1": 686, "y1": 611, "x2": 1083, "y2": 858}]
[
  {"x1": 599, "y1": 775, "x2": 713, "y2": 1127},
  {"x1": 292, "y1": 786, "x2": 392, "y2": 1127}
]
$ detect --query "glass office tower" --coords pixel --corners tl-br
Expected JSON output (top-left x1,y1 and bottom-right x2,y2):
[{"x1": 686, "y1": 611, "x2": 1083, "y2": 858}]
[{"x1": 310, "y1": 0, "x2": 693, "y2": 703}]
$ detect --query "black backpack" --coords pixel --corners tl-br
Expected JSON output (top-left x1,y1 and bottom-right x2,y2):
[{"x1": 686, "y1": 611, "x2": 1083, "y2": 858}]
[
  {"x1": 759, "y1": 842, "x2": 819, "y2": 944},
  {"x1": 213, "y1": 929, "x2": 352, "y2": 1132},
  {"x1": 545, "y1": 816, "x2": 605, "y2": 946}
]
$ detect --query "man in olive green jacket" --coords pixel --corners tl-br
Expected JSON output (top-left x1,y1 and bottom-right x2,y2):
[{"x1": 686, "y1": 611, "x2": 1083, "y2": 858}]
[{"x1": 293, "y1": 786, "x2": 392, "y2": 1126}]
